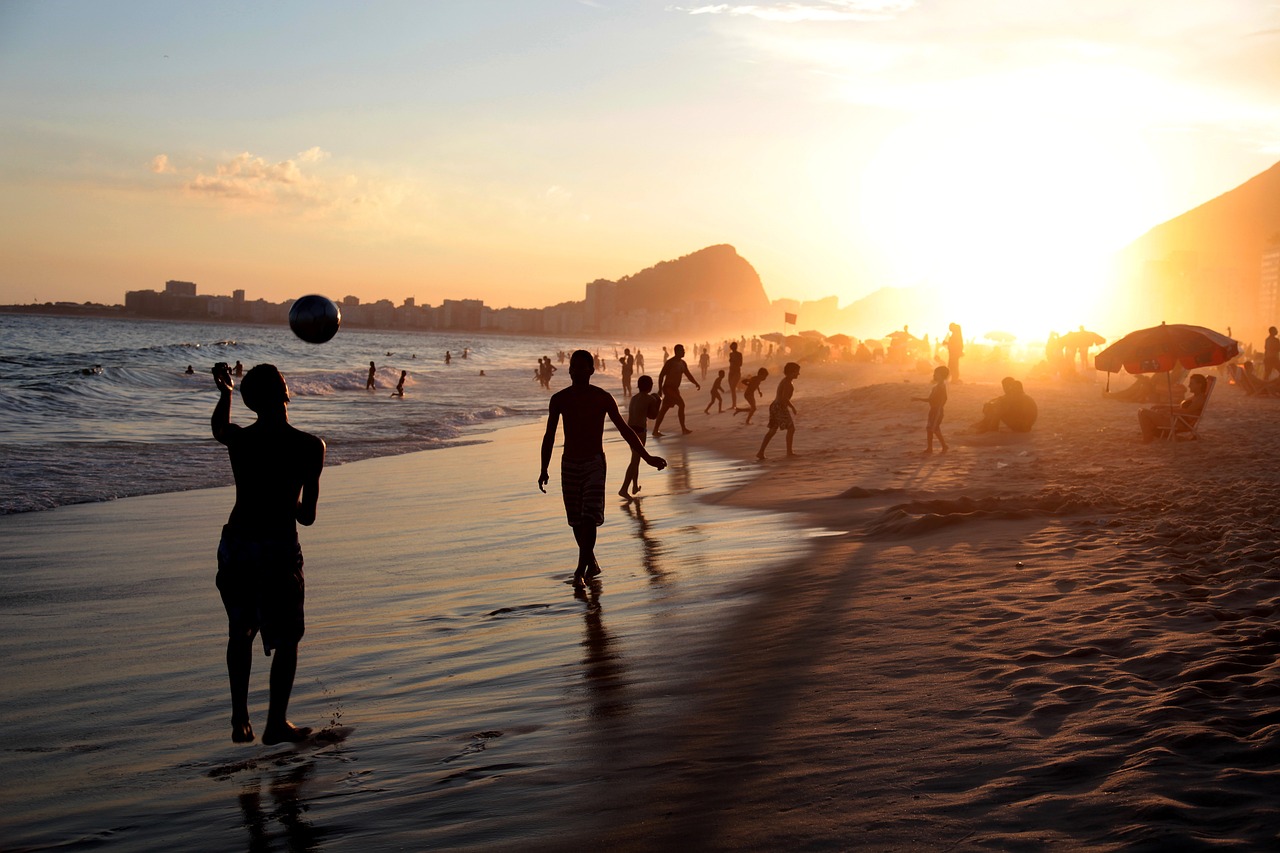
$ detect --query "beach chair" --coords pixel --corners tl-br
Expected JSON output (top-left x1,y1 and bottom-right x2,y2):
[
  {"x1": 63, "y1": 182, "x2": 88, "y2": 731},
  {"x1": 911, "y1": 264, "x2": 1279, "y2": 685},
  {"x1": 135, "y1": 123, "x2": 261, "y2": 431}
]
[{"x1": 1160, "y1": 375, "x2": 1216, "y2": 441}]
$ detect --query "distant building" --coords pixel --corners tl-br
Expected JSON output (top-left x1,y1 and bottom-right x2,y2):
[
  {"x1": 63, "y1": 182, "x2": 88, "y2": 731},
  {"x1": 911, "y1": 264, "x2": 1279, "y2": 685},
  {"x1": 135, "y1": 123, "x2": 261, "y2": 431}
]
[
  {"x1": 165, "y1": 280, "x2": 197, "y2": 297},
  {"x1": 1262, "y1": 239, "x2": 1280, "y2": 323}
]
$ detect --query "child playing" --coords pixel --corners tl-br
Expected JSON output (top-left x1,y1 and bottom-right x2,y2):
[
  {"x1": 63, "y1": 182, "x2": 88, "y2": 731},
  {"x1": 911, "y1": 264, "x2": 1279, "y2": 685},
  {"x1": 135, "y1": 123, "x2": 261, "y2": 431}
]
[
  {"x1": 620, "y1": 375, "x2": 661, "y2": 498},
  {"x1": 915, "y1": 365, "x2": 950, "y2": 453},
  {"x1": 704, "y1": 369, "x2": 726, "y2": 414},
  {"x1": 734, "y1": 367, "x2": 769, "y2": 424},
  {"x1": 757, "y1": 362, "x2": 799, "y2": 459}
]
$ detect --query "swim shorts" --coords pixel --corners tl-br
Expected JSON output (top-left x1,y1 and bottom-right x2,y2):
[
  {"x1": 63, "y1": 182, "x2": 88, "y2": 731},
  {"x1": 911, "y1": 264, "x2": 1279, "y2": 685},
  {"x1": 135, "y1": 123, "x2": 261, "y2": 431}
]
[
  {"x1": 561, "y1": 452, "x2": 607, "y2": 528},
  {"x1": 216, "y1": 525, "x2": 305, "y2": 655},
  {"x1": 768, "y1": 399, "x2": 794, "y2": 430}
]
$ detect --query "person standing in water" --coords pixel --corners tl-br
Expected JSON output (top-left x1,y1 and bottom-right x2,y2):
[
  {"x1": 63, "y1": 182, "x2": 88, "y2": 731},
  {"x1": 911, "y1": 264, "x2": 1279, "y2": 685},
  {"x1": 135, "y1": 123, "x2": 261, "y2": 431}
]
[
  {"x1": 365, "y1": 361, "x2": 376, "y2": 390},
  {"x1": 392, "y1": 370, "x2": 407, "y2": 397},
  {"x1": 211, "y1": 363, "x2": 325, "y2": 745},
  {"x1": 539, "y1": 351, "x2": 666, "y2": 586}
]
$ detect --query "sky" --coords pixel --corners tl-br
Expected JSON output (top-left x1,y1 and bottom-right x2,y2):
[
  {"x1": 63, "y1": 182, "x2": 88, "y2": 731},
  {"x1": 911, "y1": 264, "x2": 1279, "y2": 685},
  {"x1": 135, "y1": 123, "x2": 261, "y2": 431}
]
[{"x1": 2, "y1": 0, "x2": 1279, "y2": 335}]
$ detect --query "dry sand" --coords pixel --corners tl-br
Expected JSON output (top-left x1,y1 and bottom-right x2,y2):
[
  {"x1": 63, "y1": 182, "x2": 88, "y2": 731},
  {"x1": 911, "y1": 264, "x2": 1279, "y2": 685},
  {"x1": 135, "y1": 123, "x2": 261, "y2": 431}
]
[
  {"x1": 552, "y1": 359, "x2": 1280, "y2": 850},
  {"x1": 5, "y1": 358, "x2": 1280, "y2": 851}
]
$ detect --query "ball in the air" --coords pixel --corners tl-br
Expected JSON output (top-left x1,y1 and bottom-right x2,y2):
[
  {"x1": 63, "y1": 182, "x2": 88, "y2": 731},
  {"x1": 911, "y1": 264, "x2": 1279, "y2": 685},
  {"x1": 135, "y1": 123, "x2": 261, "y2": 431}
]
[{"x1": 289, "y1": 295, "x2": 341, "y2": 344}]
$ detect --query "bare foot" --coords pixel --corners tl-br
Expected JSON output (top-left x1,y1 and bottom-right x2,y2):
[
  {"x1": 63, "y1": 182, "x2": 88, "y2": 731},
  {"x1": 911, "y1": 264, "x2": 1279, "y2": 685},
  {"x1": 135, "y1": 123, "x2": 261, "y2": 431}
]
[
  {"x1": 756, "y1": 453, "x2": 766, "y2": 460},
  {"x1": 262, "y1": 722, "x2": 312, "y2": 745},
  {"x1": 584, "y1": 564, "x2": 601, "y2": 579},
  {"x1": 618, "y1": 487, "x2": 631, "y2": 499},
  {"x1": 232, "y1": 718, "x2": 254, "y2": 744},
  {"x1": 632, "y1": 484, "x2": 641, "y2": 495},
  {"x1": 786, "y1": 452, "x2": 799, "y2": 457},
  {"x1": 682, "y1": 428, "x2": 693, "y2": 434},
  {"x1": 652, "y1": 431, "x2": 664, "y2": 438}
]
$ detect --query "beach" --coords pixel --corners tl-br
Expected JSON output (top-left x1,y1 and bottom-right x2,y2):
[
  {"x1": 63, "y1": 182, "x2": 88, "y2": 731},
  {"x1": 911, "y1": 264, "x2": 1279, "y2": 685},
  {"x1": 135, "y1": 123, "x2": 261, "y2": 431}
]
[{"x1": 5, "y1": 359, "x2": 1280, "y2": 850}]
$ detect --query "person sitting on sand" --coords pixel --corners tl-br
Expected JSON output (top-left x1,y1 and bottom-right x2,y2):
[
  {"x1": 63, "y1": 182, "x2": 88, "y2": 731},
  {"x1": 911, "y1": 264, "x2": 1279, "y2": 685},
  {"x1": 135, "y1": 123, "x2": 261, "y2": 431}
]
[
  {"x1": 620, "y1": 375, "x2": 661, "y2": 499},
  {"x1": 211, "y1": 363, "x2": 325, "y2": 745},
  {"x1": 914, "y1": 365, "x2": 949, "y2": 453},
  {"x1": 734, "y1": 367, "x2": 769, "y2": 425},
  {"x1": 974, "y1": 377, "x2": 1038, "y2": 433},
  {"x1": 757, "y1": 362, "x2": 800, "y2": 460},
  {"x1": 652, "y1": 344, "x2": 701, "y2": 437},
  {"x1": 705, "y1": 369, "x2": 726, "y2": 414},
  {"x1": 539, "y1": 350, "x2": 666, "y2": 586},
  {"x1": 1138, "y1": 373, "x2": 1208, "y2": 443},
  {"x1": 392, "y1": 370, "x2": 407, "y2": 398}
]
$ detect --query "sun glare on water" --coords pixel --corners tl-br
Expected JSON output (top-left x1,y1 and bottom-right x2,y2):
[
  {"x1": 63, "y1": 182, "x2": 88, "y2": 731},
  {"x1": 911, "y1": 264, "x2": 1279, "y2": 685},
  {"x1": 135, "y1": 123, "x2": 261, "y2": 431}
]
[{"x1": 860, "y1": 82, "x2": 1163, "y2": 341}]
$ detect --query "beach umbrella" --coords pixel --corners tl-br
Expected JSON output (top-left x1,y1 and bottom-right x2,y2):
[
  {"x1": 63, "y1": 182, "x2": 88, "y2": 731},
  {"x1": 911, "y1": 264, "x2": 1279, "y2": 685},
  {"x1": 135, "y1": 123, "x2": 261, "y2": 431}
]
[
  {"x1": 827, "y1": 333, "x2": 854, "y2": 347},
  {"x1": 1093, "y1": 323, "x2": 1238, "y2": 375},
  {"x1": 1063, "y1": 329, "x2": 1106, "y2": 351},
  {"x1": 761, "y1": 332, "x2": 786, "y2": 344},
  {"x1": 984, "y1": 330, "x2": 1016, "y2": 343},
  {"x1": 799, "y1": 329, "x2": 826, "y2": 340}
]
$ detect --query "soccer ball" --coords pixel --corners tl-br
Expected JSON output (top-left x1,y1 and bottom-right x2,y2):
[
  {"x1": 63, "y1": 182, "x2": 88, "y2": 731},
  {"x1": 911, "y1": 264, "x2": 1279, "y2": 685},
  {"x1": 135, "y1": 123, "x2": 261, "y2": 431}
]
[{"x1": 289, "y1": 295, "x2": 342, "y2": 344}]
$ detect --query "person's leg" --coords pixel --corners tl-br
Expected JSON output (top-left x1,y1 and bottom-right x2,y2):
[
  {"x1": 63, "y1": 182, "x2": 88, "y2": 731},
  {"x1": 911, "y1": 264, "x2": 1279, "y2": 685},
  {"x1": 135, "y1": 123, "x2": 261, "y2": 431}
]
[
  {"x1": 653, "y1": 400, "x2": 670, "y2": 435},
  {"x1": 677, "y1": 400, "x2": 691, "y2": 433},
  {"x1": 785, "y1": 425, "x2": 796, "y2": 455},
  {"x1": 620, "y1": 449, "x2": 641, "y2": 497},
  {"x1": 758, "y1": 426, "x2": 777, "y2": 459},
  {"x1": 263, "y1": 644, "x2": 310, "y2": 744},
  {"x1": 227, "y1": 634, "x2": 254, "y2": 742},
  {"x1": 573, "y1": 524, "x2": 598, "y2": 577}
]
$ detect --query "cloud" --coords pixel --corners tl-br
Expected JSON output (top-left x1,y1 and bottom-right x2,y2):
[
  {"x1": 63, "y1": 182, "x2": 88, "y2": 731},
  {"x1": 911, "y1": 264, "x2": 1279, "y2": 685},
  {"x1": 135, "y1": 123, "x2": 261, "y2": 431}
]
[
  {"x1": 670, "y1": 0, "x2": 914, "y2": 23},
  {"x1": 150, "y1": 147, "x2": 408, "y2": 228}
]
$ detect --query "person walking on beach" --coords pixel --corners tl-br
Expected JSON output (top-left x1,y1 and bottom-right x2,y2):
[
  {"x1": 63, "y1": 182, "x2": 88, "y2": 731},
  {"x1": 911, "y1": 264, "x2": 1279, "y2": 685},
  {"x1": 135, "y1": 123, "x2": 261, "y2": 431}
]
[
  {"x1": 366, "y1": 361, "x2": 376, "y2": 390},
  {"x1": 652, "y1": 344, "x2": 701, "y2": 437},
  {"x1": 698, "y1": 347, "x2": 710, "y2": 382},
  {"x1": 915, "y1": 365, "x2": 950, "y2": 453},
  {"x1": 1264, "y1": 326, "x2": 1279, "y2": 381},
  {"x1": 945, "y1": 323, "x2": 964, "y2": 383},
  {"x1": 705, "y1": 369, "x2": 726, "y2": 414},
  {"x1": 734, "y1": 367, "x2": 769, "y2": 424},
  {"x1": 620, "y1": 374, "x2": 660, "y2": 499},
  {"x1": 757, "y1": 362, "x2": 800, "y2": 459},
  {"x1": 539, "y1": 350, "x2": 666, "y2": 586},
  {"x1": 727, "y1": 341, "x2": 743, "y2": 410},
  {"x1": 211, "y1": 363, "x2": 325, "y2": 745}
]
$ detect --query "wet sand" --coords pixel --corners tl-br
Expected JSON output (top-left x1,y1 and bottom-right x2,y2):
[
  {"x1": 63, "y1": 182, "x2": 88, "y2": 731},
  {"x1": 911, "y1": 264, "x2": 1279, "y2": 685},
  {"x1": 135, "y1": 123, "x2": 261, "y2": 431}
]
[{"x1": 6, "y1": 362, "x2": 1280, "y2": 850}]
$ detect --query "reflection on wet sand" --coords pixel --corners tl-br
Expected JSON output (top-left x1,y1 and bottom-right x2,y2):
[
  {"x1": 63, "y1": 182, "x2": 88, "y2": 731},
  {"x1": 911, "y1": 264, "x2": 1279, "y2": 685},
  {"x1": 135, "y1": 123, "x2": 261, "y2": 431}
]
[
  {"x1": 237, "y1": 761, "x2": 324, "y2": 852},
  {"x1": 576, "y1": 583, "x2": 628, "y2": 721},
  {"x1": 622, "y1": 499, "x2": 669, "y2": 586}
]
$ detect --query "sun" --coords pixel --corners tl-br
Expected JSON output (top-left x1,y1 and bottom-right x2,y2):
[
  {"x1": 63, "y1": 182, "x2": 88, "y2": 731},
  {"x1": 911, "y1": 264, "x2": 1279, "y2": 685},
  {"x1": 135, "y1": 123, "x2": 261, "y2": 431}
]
[{"x1": 859, "y1": 96, "x2": 1163, "y2": 341}]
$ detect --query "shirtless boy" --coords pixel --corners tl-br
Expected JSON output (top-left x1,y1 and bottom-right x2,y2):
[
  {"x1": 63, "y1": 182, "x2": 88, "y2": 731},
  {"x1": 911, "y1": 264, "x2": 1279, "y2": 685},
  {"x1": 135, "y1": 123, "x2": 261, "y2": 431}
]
[
  {"x1": 652, "y1": 343, "x2": 701, "y2": 437},
  {"x1": 539, "y1": 350, "x2": 667, "y2": 585},
  {"x1": 212, "y1": 363, "x2": 325, "y2": 745}
]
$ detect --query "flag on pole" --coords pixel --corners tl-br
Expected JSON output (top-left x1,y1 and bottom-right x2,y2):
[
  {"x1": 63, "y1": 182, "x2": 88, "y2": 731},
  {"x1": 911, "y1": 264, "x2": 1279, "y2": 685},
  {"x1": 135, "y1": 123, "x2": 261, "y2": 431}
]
[{"x1": 784, "y1": 312, "x2": 797, "y2": 325}]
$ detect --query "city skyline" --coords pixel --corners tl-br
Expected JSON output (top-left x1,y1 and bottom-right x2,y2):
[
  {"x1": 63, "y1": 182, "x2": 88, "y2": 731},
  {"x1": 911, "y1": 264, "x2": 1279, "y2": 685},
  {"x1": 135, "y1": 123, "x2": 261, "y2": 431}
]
[{"x1": 3, "y1": 1, "x2": 1279, "y2": 340}]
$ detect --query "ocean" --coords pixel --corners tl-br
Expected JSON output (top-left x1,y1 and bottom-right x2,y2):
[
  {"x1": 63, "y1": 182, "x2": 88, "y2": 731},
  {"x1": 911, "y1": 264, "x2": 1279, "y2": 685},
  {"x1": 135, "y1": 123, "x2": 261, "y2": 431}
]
[{"x1": 0, "y1": 313, "x2": 663, "y2": 514}]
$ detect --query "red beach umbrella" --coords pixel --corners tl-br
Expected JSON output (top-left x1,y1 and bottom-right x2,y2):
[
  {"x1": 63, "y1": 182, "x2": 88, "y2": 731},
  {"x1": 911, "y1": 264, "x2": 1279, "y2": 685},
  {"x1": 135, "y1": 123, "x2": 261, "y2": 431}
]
[{"x1": 1093, "y1": 323, "x2": 1238, "y2": 375}]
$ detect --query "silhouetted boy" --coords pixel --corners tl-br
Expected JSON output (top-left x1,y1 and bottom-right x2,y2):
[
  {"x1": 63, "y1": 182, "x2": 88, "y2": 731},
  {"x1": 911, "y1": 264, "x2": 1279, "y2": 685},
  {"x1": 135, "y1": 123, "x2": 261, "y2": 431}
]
[
  {"x1": 539, "y1": 350, "x2": 666, "y2": 585},
  {"x1": 734, "y1": 367, "x2": 769, "y2": 424},
  {"x1": 620, "y1": 375, "x2": 660, "y2": 498},
  {"x1": 652, "y1": 343, "x2": 701, "y2": 437},
  {"x1": 914, "y1": 365, "x2": 950, "y2": 453},
  {"x1": 757, "y1": 362, "x2": 800, "y2": 459},
  {"x1": 705, "y1": 370, "x2": 726, "y2": 414},
  {"x1": 212, "y1": 363, "x2": 325, "y2": 745}
]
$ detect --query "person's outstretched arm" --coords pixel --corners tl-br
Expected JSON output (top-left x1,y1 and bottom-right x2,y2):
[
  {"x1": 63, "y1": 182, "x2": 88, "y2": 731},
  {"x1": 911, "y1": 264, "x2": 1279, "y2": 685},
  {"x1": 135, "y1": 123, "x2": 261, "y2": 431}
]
[
  {"x1": 211, "y1": 365, "x2": 235, "y2": 444},
  {"x1": 538, "y1": 402, "x2": 561, "y2": 492},
  {"x1": 606, "y1": 400, "x2": 667, "y2": 470},
  {"x1": 682, "y1": 365, "x2": 701, "y2": 390}
]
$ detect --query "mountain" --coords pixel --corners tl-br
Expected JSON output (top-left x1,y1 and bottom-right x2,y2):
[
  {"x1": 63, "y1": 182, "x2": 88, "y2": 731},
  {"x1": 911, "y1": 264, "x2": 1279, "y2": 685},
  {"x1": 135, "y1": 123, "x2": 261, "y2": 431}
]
[
  {"x1": 612, "y1": 244, "x2": 771, "y2": 316},
  {"x1": 1116, "y1": 161, "x2": 1280, "y2": 335}
]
